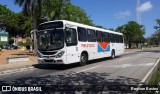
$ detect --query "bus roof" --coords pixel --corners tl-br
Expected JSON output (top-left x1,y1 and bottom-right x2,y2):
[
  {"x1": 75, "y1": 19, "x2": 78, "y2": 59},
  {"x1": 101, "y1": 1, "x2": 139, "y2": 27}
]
[{"x1": 39, "y1": 20, "x2": 123, "y2": 35}]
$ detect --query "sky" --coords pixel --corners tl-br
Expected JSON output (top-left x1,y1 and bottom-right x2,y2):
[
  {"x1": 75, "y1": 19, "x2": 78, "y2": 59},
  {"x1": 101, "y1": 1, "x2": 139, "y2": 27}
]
[{"x1": 0, "y1": 0, "x2": 159, "y2": 37}]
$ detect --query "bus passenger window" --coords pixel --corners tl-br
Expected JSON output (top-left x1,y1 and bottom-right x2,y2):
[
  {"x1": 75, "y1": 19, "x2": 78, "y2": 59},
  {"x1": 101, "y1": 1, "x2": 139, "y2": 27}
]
[
  {"x1": 120, "y1": 35, "x2": 123, "y2": 43},
  {"x1": 77, "y1": 27, "x2": 87, "y2": 42},
  {"x1": 87, "y1": 29, "x2": 96, "y2": 42},
  {"x1": 110, "y1": 33, "x2": 114, "y2": 43},
  {"x1": 65, "y1": 28, "x2": 77, "y2": 46},
  {"x1": 96, "y1": 30, "x2": 102, "y2": 42},
  {"x1": 103, "y1": 32, "x2": 109, "y2": 42}
]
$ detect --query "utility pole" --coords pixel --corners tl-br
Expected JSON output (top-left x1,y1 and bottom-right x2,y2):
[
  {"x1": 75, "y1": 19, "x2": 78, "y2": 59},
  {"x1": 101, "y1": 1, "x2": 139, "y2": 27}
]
[{"x1": 136, "y1": 0, "x2": 141, "y2": 24}]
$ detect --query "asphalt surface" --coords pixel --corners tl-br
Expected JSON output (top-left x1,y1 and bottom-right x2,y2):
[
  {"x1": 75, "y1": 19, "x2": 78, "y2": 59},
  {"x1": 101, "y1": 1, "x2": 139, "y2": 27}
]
[{"x1": 0, "y1": 48, "x2": 160, "y2": 93}]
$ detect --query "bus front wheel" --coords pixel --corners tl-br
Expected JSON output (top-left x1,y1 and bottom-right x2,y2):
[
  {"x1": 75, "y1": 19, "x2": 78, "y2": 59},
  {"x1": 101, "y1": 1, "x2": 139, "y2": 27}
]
[{"x1": 80, "y1": 53, "x2": 87, "y2": 66}]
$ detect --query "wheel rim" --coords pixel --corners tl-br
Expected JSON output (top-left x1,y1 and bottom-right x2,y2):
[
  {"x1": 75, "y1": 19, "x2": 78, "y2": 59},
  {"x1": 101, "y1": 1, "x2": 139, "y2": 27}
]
[
  {"x1": 113, "y1": 53, "x2": 115, "y2": 58},
  {"x1": 81, "y1": 55, "x2": 86, "y2": 63},
  {"x1": 80, "y1": 54, "x2": 87, "y2": 65},
  {"x1": 112, "y1": 51, "x2": 115, "y2": 58}
]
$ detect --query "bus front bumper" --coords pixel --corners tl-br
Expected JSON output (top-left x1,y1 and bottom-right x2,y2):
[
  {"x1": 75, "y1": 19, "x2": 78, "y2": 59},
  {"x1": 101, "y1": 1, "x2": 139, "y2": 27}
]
[{"x1": 38, "y1": 58, "x2": 64, "y2": 64}]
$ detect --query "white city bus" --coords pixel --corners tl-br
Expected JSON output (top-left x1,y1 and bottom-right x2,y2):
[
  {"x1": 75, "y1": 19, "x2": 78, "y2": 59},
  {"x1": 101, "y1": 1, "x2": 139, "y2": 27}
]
[{"x1": 37, "y1": 20, "x2": 124, "y2": 65}]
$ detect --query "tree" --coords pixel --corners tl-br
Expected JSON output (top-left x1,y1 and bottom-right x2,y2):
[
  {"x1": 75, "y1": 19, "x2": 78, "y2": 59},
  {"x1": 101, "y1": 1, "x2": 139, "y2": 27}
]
[
  {"x1": 0, "y1": 4, "x2": 19, "y2": 37},
  {"x1": 94, "y1": 25, "x2": 107, "y2": 29},
  {"x1": 152, "y1": 19, "x2": 160, "y2": 46},
  {"x1": 15, "y1": 0, "x2": 50, "y2": 29},
  {"x1": 44, "y1": 0, "x2": 70, "y2": 20},
  {"x1": 44, "y1": 1, "x2": 94, "y2": 26},
  {"x1": 15, "y1": 12, "x2": 33, "y2": 37},
  {"x1": 108, "y1": 28, "x2": 115, "y2": 31},
  {"x1": 116, "y1": 26, "x2": 124, "y2": 33},
  {"x1": 154, "y1": 19, "x2": 160, "y2": 30},
  {"x1": 116, "y1": 21, "x2": 145, "y2": 48},
  {"x1": 15, "y1": 0, "x2": 51, "y2": 55},
  {"x1": 64, "y1": 4, "x2": 93, "y2": 25}
]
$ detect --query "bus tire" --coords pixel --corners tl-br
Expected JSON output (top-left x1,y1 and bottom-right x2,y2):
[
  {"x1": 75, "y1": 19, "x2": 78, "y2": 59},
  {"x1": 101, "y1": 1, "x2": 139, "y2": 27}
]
[
  {"x1": 111, "y1": 50, "x2": 115, "y2": 59},
  {"x1": 80, "y1": 53, "x2": 88, "y2": 66}
]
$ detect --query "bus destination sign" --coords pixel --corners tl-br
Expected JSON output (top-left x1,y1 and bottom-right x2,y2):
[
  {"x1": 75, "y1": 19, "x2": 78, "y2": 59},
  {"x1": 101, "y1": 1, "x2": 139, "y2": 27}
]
[{"x1": 39, "y1": 21, "x2": 63, "y2": 30}]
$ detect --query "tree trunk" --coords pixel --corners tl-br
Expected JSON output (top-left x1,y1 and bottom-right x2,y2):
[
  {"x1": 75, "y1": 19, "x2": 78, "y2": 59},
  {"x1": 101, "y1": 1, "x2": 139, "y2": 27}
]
[{"x1": 32, "y1": 14, "x2": 38, "y2": 56}]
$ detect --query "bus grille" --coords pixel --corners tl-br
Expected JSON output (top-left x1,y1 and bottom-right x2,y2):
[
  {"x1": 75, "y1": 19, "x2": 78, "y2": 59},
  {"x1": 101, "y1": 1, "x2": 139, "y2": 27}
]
[{"x1": 41, "y1": 51, "x2": 57, "y2": 55}]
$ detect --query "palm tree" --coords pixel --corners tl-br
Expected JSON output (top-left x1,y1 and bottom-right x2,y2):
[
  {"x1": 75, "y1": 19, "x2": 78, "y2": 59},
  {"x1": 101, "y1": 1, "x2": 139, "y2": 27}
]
[{"x1": 14, "y1": 0, "x2": 50, "y2": 55}]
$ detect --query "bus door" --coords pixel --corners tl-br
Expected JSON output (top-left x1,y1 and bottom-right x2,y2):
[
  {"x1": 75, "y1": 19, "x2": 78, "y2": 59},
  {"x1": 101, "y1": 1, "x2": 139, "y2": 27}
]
[{"x1": 65, "y1": 26, "x2": 79, "y2": 64}]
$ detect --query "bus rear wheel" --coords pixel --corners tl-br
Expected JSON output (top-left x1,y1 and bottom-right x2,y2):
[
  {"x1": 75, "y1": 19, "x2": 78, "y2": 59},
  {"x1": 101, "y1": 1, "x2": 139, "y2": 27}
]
[
  {"x1": 80, "y1": 53, "x2": 87, "y2": 66},
  {"x1": 111, "y1": 50, "x2": 115, "y2": 59}
]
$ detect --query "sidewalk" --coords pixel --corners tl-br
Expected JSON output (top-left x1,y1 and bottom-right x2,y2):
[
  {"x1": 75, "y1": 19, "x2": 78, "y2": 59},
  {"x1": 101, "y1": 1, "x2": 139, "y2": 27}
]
[
  {"x1": 0, "y1": 48, "x2": 147, "y2": 72},
  {"x1": 0, "y1": 49, "x2": 38, "y2": 72},
  {"x1": 124, "y1": 48, "x2": 141, "y2": 53},
  {"x1": 0, "y1": 61, "x2": 37, "y2": 72}
]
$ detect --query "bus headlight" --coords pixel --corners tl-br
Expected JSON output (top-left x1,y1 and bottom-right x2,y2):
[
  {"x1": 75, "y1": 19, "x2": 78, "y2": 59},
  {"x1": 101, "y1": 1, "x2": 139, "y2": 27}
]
[{"x1": 56, "y1": 51, "x2": 65, "y2": 58}]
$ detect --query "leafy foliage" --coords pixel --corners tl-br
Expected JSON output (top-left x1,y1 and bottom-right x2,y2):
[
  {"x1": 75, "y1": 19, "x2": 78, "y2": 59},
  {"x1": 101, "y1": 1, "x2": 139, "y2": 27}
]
[
  {"x1": 44, "y1": 0, "x2": 93, "y2": 26},
  {"x1": 116, "y1": 21, "x2": 145, "y2": 48},
  {"x1": 154, "y1": 19, "x2": 160, "y2": 30},
  {"x1": 0, "y1": 5, "x2": 32, "y2": 37},
  {"x1": 14, "y1": 0, "x2": 51, "y2": 29},
  {"x1": 147, "y1": 19, "x2": 160, "y2": 46},
  {"x1": 0, "y1": 4, "x2": 18, "y2": 36}
]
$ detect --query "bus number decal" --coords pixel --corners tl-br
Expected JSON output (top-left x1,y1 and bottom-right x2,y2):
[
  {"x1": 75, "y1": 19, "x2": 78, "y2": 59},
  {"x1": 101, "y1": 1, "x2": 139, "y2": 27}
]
[{"x1": 81, "y1": 44, "x2": 95, "y2": 47}]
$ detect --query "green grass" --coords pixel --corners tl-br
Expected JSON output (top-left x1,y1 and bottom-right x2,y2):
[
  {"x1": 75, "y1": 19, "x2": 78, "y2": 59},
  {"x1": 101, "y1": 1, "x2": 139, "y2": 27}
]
[
  {"x1": 141, "y1": 67, "x2": 160, "y2": 94},
  {"x1": 149, "y1": 68, "x2": 160, "y2": 85}
]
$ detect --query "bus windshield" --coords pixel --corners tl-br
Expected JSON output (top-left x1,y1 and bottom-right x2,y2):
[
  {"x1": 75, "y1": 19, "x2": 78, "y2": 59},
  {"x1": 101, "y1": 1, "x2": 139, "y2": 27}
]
[{"x1": 37, "y1": 29, "x2": 64, "y2": 50}]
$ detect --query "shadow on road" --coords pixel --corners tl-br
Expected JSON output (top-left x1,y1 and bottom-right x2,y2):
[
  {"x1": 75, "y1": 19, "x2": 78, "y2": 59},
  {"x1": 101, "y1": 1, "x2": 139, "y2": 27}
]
[
  {"x1": 33, "y1": 64, "x2": 79, "y2": 70},
  {"x1": 0, "y1": 71, "x2": 141, "y2": 93},
  {"x1": 32, "y1": 57, "x2": 120, "y2": 70},
  {"x1": 140, "y1": 49, "x2": 160, "y2": 53}
]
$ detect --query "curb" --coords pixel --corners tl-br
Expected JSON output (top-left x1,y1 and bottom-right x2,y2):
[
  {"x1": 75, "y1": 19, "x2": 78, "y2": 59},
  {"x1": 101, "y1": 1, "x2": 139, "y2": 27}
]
[
  {"x1": 135, "y1": 58, "x2": 160, "y2": 93},
  {"x1": 0, "y1": 62, "x2": 36, "y2": 72},
  {"x1": 0, "y1": 66, "x2": 35, "y2": 75},
  {"x1": 141, "y1": 58, "x2": 160, "y2": 84}
]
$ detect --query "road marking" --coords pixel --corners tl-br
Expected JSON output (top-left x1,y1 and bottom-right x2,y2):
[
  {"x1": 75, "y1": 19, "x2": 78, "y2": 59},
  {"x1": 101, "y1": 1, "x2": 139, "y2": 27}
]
[
  {"x1": 102, "y1": 63, "x2": 154, "y2": 68},
  {"x1": 0, "y1": 67, "x2": 34, "y2": 75},
  {"x1": 118, "y1": 57, "x2": 130, "y2": 61},
  {"x1": 76, "y1": 65, "x2": 102, "y2": 73},
  {"x1": 141, "y1": 59, "x2": 160, "y2": 83},
  {"x1": 135, "y1": 58, "x2": 160, "y2": 93}
]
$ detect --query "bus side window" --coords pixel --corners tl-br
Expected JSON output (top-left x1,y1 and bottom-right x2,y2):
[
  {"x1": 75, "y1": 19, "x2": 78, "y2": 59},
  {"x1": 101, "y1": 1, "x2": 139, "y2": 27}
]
[
  {"x1": 103, "y1": 32, "x2": 109, "y2": 42},
  {"x1": 115, "y1": 34, "x2": 119, "y2": 43},
  {"x1": 65, "y1": 28, "x2": 77, "y2": 46},
  {"x1": 87, "y1": 29, "x2": 96, "y2": 42},
  {"x1": 109, "y1": 33, "x2": 113, "y2": 43},
  {"x1": 96, "y1": 30, "x2": 102, "y2": 42},
  {"x1": 113, "y1": 34, "x2": 115, "y2": 43},
  {"x1": 108, "y1": 33, "x2": 110, "y2": 42},
  {"x1": 120, "y1": 35, "x2": 123, "y2": 43},
  {"x1": 110, "y1": 33, "x2": 115, "y2": 43},
  {"x1": 77, "y1": 27, "x2": 87, "y2": 42}
]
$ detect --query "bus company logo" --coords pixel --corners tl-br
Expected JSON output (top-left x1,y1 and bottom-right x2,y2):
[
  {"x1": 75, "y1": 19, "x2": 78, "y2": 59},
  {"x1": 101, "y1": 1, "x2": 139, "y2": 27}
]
[
  {"x1": 81, "y1": 44, "x2": 95, "y2": 48},
  {"x1": 98, "y1": 42, "x2": 110, "y2": 52}
]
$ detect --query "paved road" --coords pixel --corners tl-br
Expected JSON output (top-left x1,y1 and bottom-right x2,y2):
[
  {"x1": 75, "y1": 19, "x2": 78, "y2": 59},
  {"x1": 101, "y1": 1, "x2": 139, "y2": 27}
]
[{"x1": 0, "y1": 48, "x2": 160, "y2": 93}]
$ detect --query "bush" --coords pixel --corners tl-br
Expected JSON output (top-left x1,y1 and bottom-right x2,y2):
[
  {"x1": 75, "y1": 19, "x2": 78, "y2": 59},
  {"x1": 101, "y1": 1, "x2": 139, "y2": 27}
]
[
  {"x1": 25, "y1": 39, "x2": 32, "y2": 46},
  {"x1": 18, "y1": 42, "x2": 25, "y2": 47}
]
